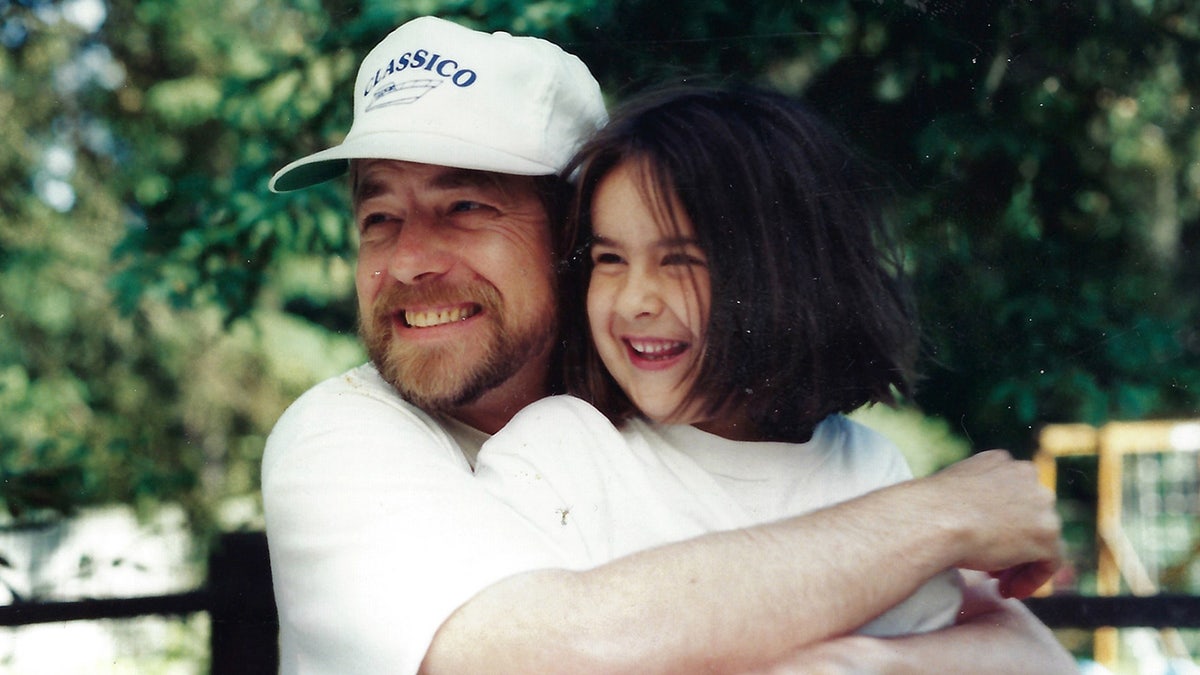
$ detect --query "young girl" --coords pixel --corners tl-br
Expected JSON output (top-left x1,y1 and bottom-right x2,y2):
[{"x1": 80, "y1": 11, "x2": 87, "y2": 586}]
[{"x1": 475, "y1": 84, "x2": 961, "y2": 636}]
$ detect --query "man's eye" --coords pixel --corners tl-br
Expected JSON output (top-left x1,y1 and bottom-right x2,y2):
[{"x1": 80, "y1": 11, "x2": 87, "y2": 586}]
[
  {"x1": 449, "y1": 201, "x2": 486, "y2": 213},
  {"x1": 359, "y1": 213, "x2": 390, "y2": 230}
]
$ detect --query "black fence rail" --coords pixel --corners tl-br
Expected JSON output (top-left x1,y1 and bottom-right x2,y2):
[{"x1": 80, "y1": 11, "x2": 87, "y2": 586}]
[
  {"x1": 0, "y1": 531, "x2": 277, "y2": 675},
  {"x1": 2, "y1": 530, "x2": 1199, "y2": 674},
  {"x1": 1025, "y1": 593, "x2": 1200, "y2": 629}
]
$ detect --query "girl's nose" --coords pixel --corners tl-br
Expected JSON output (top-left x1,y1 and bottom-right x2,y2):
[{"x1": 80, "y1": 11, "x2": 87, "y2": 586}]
[{"x1": 614, "y1": 269, "x2": 664, "y2": 320}]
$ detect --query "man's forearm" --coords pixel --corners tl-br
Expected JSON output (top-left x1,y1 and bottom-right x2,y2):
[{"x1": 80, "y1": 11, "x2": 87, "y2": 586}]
[
  {"x1": 424, "y1": 481, "x2": 968, "y2": 674},
  {"x1": 423, "y1": 451, "x2": 1063, "y2": 675}
]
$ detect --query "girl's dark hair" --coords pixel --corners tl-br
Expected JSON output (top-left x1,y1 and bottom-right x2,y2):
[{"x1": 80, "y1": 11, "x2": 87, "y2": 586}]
[{"x1": 559, "y1": 84, "x2": 919, "y2": 443}]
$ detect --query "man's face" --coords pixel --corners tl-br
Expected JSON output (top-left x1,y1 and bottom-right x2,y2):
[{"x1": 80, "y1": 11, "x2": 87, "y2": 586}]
[{"x1": 353, "y1": 160, "x2": 557, "y2": 418}]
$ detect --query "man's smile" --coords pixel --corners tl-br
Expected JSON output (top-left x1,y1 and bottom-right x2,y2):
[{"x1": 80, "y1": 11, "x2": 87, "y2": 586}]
[{"x1": 402, "y1": 303, "x2": 482, "y2": 328}]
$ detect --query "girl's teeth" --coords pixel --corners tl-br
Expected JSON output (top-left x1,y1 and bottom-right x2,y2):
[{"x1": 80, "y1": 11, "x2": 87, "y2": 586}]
[{"x1": 628, "y1": 339, "x2": 687, "y2": 358}]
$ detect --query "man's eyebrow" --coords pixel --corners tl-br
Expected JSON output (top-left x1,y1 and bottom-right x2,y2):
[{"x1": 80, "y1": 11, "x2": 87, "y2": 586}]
[
  {"x1": 429, "y1": 168, "x2": 504, "y2": 193},
  {"x1": 354, "y1": 168, "x2": 504, "y2": 205},
  {"x1": 354, "y1": 176, "x2": 387, "y2": 205}
]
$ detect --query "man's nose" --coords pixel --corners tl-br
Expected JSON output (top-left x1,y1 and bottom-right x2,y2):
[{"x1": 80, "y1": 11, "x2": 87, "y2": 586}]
[{"x1": 386, "y1": 215, "x2": 454, "y2": 285}]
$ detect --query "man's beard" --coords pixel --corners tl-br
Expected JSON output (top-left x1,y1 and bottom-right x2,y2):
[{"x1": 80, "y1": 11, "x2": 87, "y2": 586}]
[{"x1": 360, "y1": 279, "x2": 554, "y2": 413}]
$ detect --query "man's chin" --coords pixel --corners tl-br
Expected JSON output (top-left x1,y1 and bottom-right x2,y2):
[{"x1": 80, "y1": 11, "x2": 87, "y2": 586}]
[
  {"x1": 372, "y1": 351, "x2": 484, "y2": 412},
  {"x1": 390, "y1": 374, "x2": 484, "y2": 413},
  {"x1": 361, "y1": 312, "x2": 553, "y2": 415}
]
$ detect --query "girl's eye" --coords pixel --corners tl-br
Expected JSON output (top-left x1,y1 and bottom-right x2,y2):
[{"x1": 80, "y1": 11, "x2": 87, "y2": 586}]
[
  {"x1": 662, "y1": 251, "x2": 707, "y2": 267},
  {"x1": 591, "y1": 251, "x2": 624, "y2": 265}
]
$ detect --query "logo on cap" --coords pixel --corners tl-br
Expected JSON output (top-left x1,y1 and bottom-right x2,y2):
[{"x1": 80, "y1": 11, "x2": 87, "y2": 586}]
[
  {"x1": 367, "y1": 79, "x2": 442, "y2": 111},
  {"x1": 363, "y1": 48, "x2": 479, "y2": 111}
]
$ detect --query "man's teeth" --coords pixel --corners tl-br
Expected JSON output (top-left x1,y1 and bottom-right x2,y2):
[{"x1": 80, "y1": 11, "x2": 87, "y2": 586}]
[
  {"x1": 628, "y1": 339, "x2": 687, "y2": 358},
  {"x1": 404, "y1": 305, "x2": 478, "y2": 328}
]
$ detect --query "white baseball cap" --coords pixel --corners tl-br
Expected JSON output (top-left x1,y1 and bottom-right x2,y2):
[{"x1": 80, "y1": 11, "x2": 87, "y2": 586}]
[{"x1": 270, "y1": 16, "x2": 607, "y2": 192}]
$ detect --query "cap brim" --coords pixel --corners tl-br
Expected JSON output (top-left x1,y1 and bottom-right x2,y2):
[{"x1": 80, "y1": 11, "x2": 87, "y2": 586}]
[{"x1": 269, "y1": 131, "x2": 559, "y2": 193}]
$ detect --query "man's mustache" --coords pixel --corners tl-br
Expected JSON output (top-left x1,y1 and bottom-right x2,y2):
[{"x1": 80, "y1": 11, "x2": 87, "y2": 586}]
[{"x1": 370, "y1": 279, "x2": 501, "y2": 324}]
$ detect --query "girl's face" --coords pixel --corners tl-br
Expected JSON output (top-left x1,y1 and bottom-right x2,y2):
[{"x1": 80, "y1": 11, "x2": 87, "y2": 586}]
[{"x1": 586, "y1": 160, "x2": 711, "y2": 425}]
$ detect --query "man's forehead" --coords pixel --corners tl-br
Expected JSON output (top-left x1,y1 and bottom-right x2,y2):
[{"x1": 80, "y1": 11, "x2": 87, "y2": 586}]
[{"x1": 353, "y1": 159, "x2": 537, "y2": 201}]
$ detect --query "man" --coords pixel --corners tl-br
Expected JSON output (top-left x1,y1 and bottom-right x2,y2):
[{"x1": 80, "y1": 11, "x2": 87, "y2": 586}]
[{"x1": 264, "y1": 16, "x2": 1074, "y2": 674}]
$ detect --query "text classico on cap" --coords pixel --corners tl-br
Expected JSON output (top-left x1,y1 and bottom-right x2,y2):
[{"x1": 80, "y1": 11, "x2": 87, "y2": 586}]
[{"x1": 269, "y1": 16, "x2": 607, "y2": 192}]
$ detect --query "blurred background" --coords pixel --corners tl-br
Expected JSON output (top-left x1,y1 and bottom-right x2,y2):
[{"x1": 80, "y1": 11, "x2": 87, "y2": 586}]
[{"x1": 1, "y1": 0, "x2": 1198, "y2": 672}]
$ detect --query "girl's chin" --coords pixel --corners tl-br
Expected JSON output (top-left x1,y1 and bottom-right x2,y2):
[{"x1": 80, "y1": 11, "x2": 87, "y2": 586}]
[{"x1": 636, "y1": 405, "x2": 700, "y2": 427}]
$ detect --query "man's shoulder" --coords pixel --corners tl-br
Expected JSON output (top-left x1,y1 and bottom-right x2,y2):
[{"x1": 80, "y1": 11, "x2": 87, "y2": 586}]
[
  {"x1": 283, "y1": 363, "x2": 426, "y2": 421},
  {"x1": 264, "y1": 363, "x2": 465, "y2": 470},
  {"x1": 297, "y1": 362, "x2": 403, "y2": 402}
]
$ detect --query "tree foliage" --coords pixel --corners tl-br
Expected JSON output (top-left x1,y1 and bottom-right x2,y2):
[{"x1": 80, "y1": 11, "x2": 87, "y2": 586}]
[
  {"x1": 0, "y1": 0, "x2": 364, "y2": 531},
  {"x1": 2, "y1": 0, "x2": 1197, "y2": 526}
]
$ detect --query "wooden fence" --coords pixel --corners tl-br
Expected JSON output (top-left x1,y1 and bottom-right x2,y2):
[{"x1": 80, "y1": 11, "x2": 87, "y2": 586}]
[{"x1": 1035, "y1": 419, "x2": 1200, "y2": 668}]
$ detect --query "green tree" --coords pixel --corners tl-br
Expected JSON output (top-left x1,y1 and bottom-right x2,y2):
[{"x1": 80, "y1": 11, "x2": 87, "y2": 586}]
[
  {"x1": 560, "y1": 0, "x2": 1200, "y2": 450},
  {"x1": 108, "y1": 0, "x2": 1197, "y2": 454},
  {"x1": 3, "y1": 0, "x2": 1197, "y2": 531},
  {"x1": 0, "y1": 0, "x2": 361, "y2": 536}
]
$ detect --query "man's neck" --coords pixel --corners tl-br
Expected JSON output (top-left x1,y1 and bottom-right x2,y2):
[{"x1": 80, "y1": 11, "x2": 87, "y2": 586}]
[
  {"x1": 449, "y1": 358, "x2": 551, "y2": 435},
  {"x1": 450, "y1": 390, "x2": 544, "y2": 435}
]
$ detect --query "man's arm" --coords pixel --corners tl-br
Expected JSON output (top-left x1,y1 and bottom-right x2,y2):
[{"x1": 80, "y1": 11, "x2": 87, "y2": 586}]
[
  {"x1": 423, "y1": 451, "x2": 1064, "y2": 675},
  {"x1": 749, "y1": 574, "x2": 1077, "y2": 675}
]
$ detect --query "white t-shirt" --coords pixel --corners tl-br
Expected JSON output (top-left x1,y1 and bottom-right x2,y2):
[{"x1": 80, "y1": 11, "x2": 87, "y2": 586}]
[
  {"x1": 262, "y1": 364, "x2": 567, "y2": 674},
  {"x1": 475, "y1": 395, "x2": 962, "y2": 636}
]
